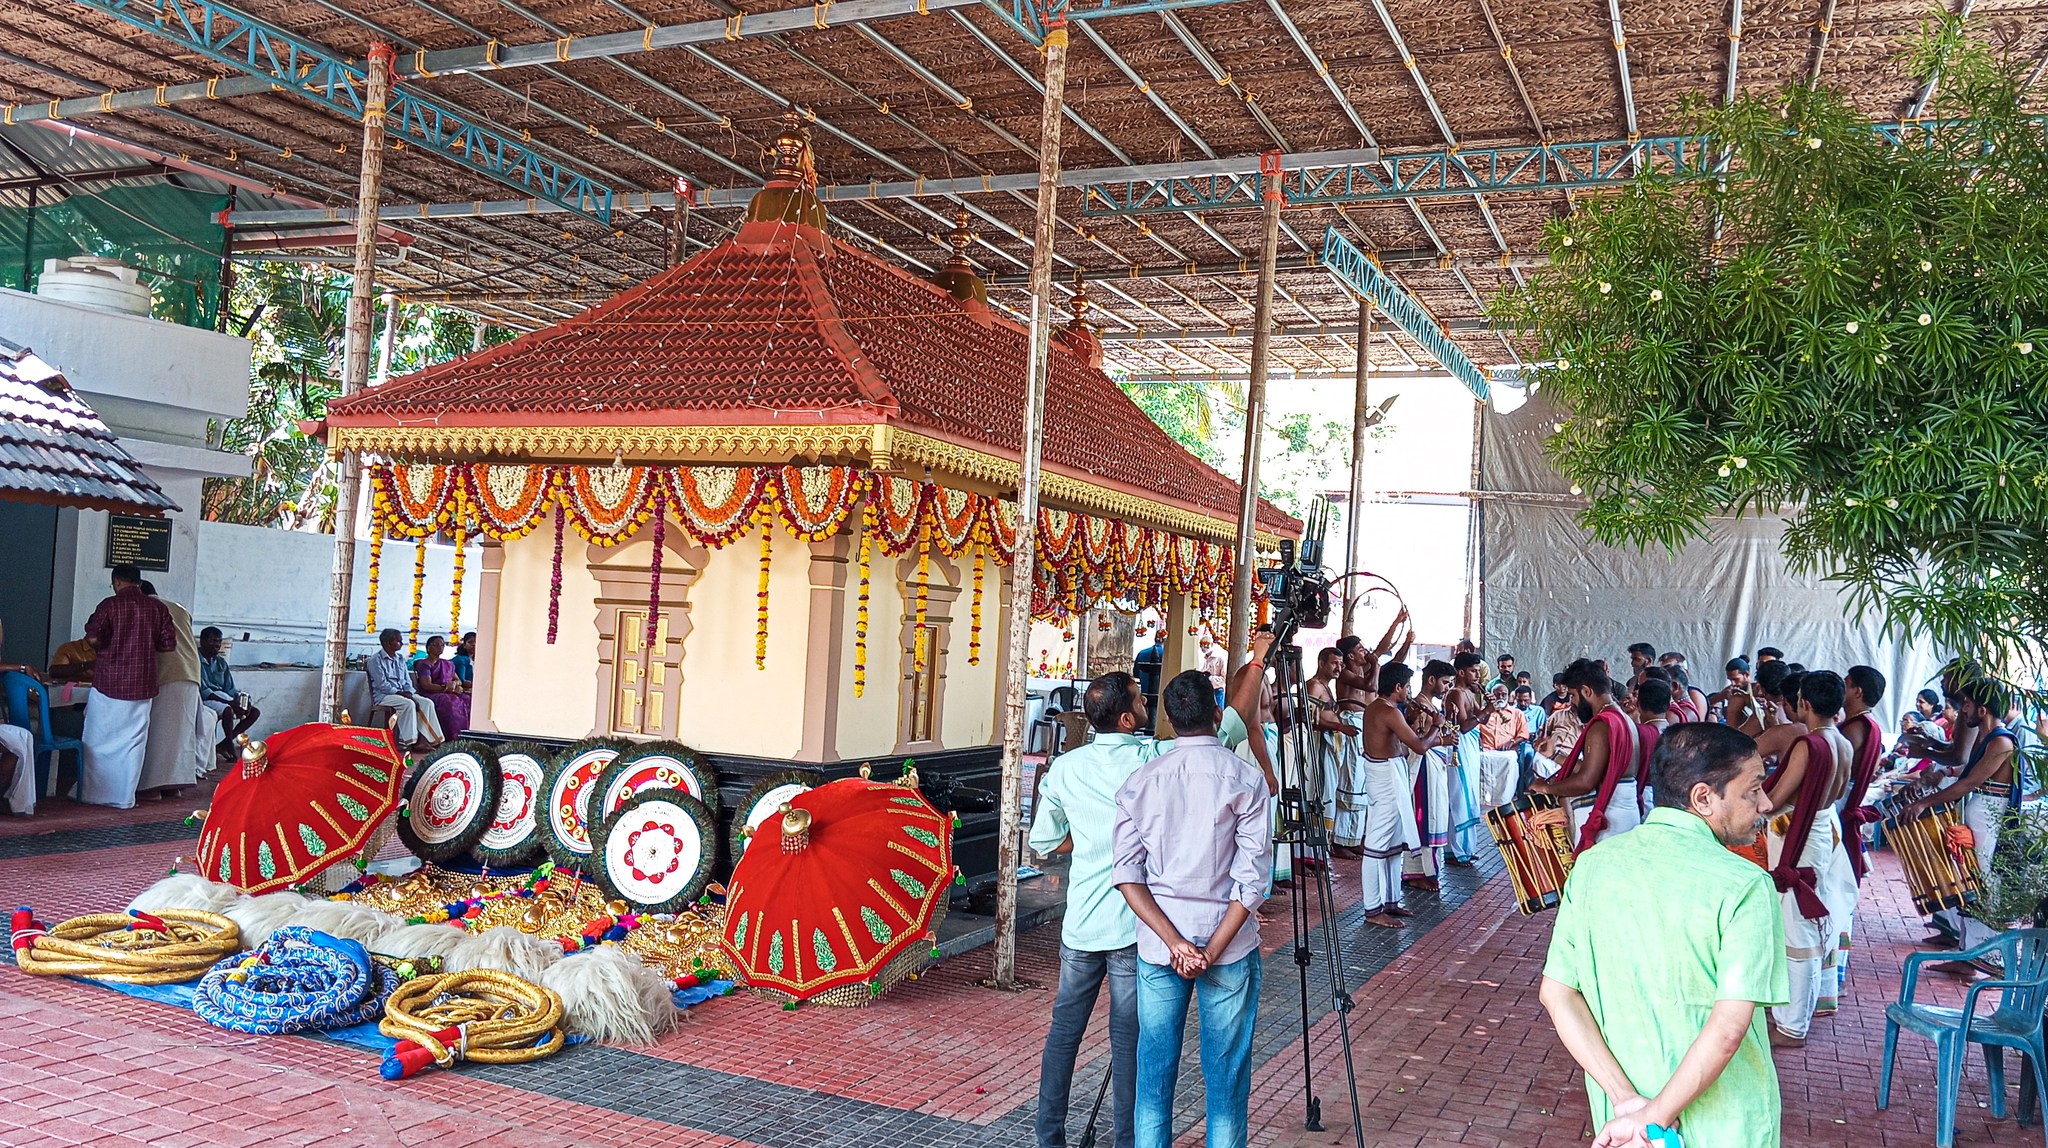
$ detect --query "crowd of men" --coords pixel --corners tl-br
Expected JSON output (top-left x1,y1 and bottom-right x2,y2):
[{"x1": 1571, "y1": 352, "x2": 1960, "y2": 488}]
[{"x1": 1029, "y1": 627, "x2": 2037, "y2": 1148}]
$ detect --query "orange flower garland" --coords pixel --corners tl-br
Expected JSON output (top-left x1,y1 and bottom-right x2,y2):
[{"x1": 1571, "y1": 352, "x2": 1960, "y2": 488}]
[
  {"x1": 854, "y1": 504, "x2": 873, "y2": 697},
  {"x1": 776, "y1": 465, "x2": 863, "y2": 541},
  {"x1": 468, "y1": 464, "x2": 555, "y2": 540},
  {"x1": 448, "y1": 497, "x2": 469, "y2": 640},
  {"x1": 565, "y1": 466, "x2": 658, "y2": 547},
  {"x1": 673, "y1": 465, "x2": 767, "y2": 546},
  {"x1": 364, "y1": 519, "x2": 384, "y2": 634}
]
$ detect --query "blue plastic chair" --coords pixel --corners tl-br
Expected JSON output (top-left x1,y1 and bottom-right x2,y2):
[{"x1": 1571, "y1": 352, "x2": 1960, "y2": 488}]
[
  {"x1": 1, "y1": 671, "x2": 82, "y2": 798},
  {"x1": 1879, "y1": 928, "x2": 2048, "y2": 1147}
]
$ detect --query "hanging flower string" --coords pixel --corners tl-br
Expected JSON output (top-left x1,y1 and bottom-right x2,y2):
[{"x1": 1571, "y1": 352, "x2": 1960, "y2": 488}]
[
  {"x1": 364, "y1": 519, "x2": 384, "y2": 634},
  {"x1": 969, "y1": 546, "x2": 984, "y2": 666},
  {"x1": 855, "y1": 503, "x2": 873, "y2": 697},
  {"x1": 408, "y1": 538, "x2": 428, "y2": 654},
  {"x1": 546, "y1": 501, "x2": 566, "y2": 645},
  {"x1": 648, "y1": 487, "x2": 667, "y2": 648},
  {"x1": 755, "y1": 502, "x2": 773, "y2": 671},
  {"x1": 447, "y1": 489, "x2": 468, "y2": 640},
  {"x1": 913, "y1": 521, "x2": 932, "y2": 673}
]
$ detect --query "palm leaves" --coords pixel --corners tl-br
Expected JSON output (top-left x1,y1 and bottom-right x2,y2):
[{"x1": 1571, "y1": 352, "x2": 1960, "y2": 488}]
[{"x1": 1496, "y1": 12, "x2": 2048, "y2": 687}]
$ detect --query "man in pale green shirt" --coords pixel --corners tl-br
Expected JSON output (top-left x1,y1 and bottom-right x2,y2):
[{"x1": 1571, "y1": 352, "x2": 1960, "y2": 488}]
[
  {"x1": 1541, "y1": 723, "x2": 1787, "y2": 1148},
  {"x1": 1029, "y1": 635, "x2": 1271, "y2": 1148}
]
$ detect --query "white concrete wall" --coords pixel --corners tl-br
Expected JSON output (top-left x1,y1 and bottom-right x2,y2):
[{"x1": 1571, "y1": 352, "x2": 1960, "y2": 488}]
[
  {"x1": 2, "y1": 287, "x2": 256, "y2": 656},
  {"x1": 490, "y1": 527, "x2": 601, "y2": 740}
]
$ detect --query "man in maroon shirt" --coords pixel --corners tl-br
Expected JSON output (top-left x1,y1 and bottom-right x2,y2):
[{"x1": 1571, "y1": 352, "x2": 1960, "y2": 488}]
[{"x1": 78, "y1": 564, "x2": 174, "y2": 808}]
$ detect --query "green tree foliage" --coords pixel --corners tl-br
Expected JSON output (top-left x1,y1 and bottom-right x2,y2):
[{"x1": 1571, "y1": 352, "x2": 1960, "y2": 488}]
[
  {"x1": 1493, "y1": 17, "x2": 2048, "y2": 682},
  {"x1": 203, "y1": 264, "x2": 516, "y2": 528}
]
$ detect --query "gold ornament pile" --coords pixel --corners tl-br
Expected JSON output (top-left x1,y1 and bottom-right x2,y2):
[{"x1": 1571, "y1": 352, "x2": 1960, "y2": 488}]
[
  {"x1": 622, "y1": 908, "x2": 727, "y2": 980},
  {"x1": 15, "y1": 911, "x2": 239, "y2": 985},
  {"x1": 380, "y1": 969, "x2": 566, "y2": 1067}
]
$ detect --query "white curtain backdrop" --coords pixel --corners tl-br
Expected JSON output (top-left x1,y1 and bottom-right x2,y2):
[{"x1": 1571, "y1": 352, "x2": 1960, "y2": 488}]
[{"x1": 1478, "y1": 390, "x2": 1943, "y2": 725}]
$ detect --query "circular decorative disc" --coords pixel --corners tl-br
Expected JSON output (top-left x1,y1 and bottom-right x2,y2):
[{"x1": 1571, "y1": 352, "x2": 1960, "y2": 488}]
[
  {"x1": 729, "y1": 769, "x2": 824, "y2": 862},
  {"x1": 472, "y1": 741, "x2": 550, "y2": 866},
  {"x1": 541, "y1": 738, "x2": 627, "y2": 874},
  {"x1": 591, "y1": 788, "x2": 717, "y2": 914},
  {"x1": 595, "y1": 741, "x2": 717, "y2": 822},
  {"x1": 397, "y1": 740, "x2": 502, "y2": 863}
]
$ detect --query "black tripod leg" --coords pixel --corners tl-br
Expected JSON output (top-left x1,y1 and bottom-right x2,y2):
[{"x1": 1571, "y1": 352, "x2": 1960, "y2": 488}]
[
  {"x1": 1292, "y1": 833, "x2": 1322, "y2": 1132},
  {"x1": 1077, "y1": 1065, "x2": 1112, "y2": 1148}
]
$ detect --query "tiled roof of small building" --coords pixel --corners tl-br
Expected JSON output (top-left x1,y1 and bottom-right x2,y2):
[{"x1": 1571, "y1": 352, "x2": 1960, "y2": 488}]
[
  {"x1": 0, "y1": 337, "x2": 177, "y2": 515},
  {"x1": 328, "y1": 225, "x2": 1295, "y2": 536}
]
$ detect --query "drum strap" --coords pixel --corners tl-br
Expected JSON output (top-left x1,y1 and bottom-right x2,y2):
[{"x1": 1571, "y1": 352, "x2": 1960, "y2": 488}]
[
  {"x1": 1770, "y1": 732, "x2": 1835, "y2": 921},
  {"x1": 1569, "y1": 708, "x2": 1639, "y2": 854},
  {"x1": 1840, "y1": 713, "x2": 1886, "y2": 881}
]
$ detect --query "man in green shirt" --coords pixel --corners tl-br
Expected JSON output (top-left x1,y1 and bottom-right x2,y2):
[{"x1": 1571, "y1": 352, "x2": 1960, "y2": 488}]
[
  {"x1": 1540, "y1": 723, "x2": 1787, "y2": 1148},
  {"x1": 1029, "y1": 634, "x2": 1272, "y2": 1148}
]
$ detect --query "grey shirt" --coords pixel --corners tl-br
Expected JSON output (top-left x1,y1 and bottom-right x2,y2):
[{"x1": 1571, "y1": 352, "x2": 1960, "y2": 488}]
[
  {"x1": 1110, "y1": 734, "x2": 1273, "y2": 967},
  {"x1": 366, "y1": 649, "x2": 415, "y2": 699}
]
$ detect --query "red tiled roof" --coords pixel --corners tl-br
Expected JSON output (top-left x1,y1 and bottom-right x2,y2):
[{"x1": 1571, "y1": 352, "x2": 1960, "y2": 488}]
[
  {"x1": 329, "y1": 222, "x2": 1296, "y2": 536},
  {"x1": 0, "y1": 338, "x2": 177, "y2": 515}
]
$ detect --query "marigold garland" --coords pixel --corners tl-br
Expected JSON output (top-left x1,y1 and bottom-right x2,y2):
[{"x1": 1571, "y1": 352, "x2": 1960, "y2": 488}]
[
  {"x1": 756, "y1": 502, "x2": 773, "y2": 670},
  {"x1": 913, "y1": 523, "x2": 932, "y2": 673},
  {"x1": 969, "y1": 547, "x2": 984, "y2": 666},
  {"x1": 409, "y1": 539, "x2": 428, "y2": 653},
  {"x1": 547, "y1": 502, "x2": 566, "y2": 646},
  {"x1": 448, "y1": 493, "x2": 469, "y2": 640},
  {"x1": 365, "y1": 520, "x2": 384, "y2": 634},
  {"x1": 855, "y1": 504, "x2": 874, "y2": 697}
]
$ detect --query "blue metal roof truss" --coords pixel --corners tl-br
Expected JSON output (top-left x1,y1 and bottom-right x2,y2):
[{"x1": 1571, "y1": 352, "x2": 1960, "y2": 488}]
[{"x1": 69, "y1": 0, "x2": 617, "y2": 223}]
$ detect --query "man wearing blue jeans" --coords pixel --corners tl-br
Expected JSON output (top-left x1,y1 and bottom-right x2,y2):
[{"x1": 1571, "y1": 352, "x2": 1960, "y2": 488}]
[
  {"x1": 1113, "y1": 667, "x2": 1274, "y2": 1148},
  {"x1": 1031, "y1": 635, "x2": 1276, "y2": 1148}
]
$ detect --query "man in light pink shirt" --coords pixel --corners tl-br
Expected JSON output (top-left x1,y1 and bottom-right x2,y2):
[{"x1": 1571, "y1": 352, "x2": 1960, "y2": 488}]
[{"x1": 1113, "y1": 668, "x2": 1273, "y2": 1148}]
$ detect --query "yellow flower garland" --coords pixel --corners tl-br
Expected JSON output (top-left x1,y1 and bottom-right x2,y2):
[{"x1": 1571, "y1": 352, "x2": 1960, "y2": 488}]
[
  {"x1": 969, "y1": 546, "x2": 984, "y2": 666},
  {"x1": 409, "y1": 540, "x2": 427, "y2": 654},
  {"x1": 448, "y1": 494, "x2": 468, "y2": 640},
  {"x1": 365, "y1": 520, "x2": 384, "y2": 633},
  {"x1": 913, "y1": 522, "x2": 931, "y2": 674}
]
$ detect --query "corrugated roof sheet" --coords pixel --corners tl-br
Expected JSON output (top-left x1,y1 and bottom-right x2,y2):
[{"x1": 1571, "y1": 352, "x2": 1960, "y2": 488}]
[
  {"x1": 0, "y1": 337, "x2": 178, "y2": 514},
  {"x1": 328, "y1": 219, "x2": 1295, "y2": 535}
]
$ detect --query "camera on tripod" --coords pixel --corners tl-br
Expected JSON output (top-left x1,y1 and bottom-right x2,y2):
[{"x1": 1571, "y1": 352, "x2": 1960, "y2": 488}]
[{"x1": 1256, "y1": 496, "x2": 1335, "y2": 644}]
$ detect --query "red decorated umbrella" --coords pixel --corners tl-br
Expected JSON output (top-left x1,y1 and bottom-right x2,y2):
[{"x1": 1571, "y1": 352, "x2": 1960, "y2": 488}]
[
  {"x1": 195, "y1": 723, "x2": 406, "y2": 894},
  {"x1": 720, "y1": 773, "x2": 953, "y2": 1006}
]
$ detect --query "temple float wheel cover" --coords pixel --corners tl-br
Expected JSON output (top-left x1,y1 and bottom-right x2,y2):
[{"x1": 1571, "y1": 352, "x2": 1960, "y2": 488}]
[
  {"x1": 590, "y1": 788, "x2": 717, "y2": 914},
  {"x1": 397, "y1": 740, "x2": 501, "y2": 864},
  {"x1": 541, "y1": 738, "x2": 628, "y2": 876},
  {"x1": 471, "y1": 741, "x2": 551, "y2": 867},
  {"x1": 593, "y1": 741, "x2": 718, "y2": 823},
  {"x1": 730, "y1": 769, "x2": 823, "y2": 862}
]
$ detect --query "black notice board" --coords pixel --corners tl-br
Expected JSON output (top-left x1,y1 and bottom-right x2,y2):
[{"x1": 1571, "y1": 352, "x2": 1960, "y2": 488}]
[{"x1": 105, "y1": 514, "x2": 172, "y2": 572}]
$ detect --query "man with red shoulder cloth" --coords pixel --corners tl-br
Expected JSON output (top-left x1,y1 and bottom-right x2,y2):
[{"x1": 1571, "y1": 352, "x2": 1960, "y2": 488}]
[
  {"x1": 1761, "y1": 670, "x2": 1856, "y2": 1047},
  {"x1": 1632, "y1": 675, "x2": 1673, "y2": 813},
  {"x1": 1817, "y1": 665, "x2": 1888, "y2": 1016},
  {"x1": 1528, "y1": 659, "x2": 1642, "y2": 851}
]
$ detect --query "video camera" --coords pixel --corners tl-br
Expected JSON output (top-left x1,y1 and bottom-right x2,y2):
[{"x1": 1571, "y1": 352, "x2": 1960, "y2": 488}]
[{"x1": 1256, "y1": 496, "x2": 1334, "y2": 644}]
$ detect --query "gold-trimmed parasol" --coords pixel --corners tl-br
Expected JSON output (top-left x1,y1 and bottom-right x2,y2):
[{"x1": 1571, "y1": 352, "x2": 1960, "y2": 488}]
[{"x1": 194, "y1": 723, "x2": 405, "y2": 894}]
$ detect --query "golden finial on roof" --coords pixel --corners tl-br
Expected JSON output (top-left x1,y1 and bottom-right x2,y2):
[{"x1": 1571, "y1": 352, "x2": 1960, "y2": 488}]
[
  {"x1": 1067, "y1": 280, "x2": 1094, "y2": 332},
  {"x1": 744, "y1": 109, "x2": 828, "y2": 230},
  {"x1": 931, "y1": 208, "x2": 987, "y2": 304}
]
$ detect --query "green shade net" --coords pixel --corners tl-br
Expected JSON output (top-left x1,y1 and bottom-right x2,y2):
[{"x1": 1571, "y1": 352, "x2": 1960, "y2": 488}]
[{"x1": 0, "y1": 184, "x2": 229, "y2": 329}]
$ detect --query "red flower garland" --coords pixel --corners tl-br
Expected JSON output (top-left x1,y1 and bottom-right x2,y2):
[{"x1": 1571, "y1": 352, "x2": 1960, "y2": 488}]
[
  {"x1": 648, "y1": 487, "x2": 667, "y2": 648},
  {"x1": 547, "y1": 502, "x2": 566, "y2": 645}
]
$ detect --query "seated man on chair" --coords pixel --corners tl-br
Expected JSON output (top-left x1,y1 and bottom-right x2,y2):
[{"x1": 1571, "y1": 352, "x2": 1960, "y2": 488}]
[
  {"x1": 367, "y1": 628, "x2": 443, "y2": 752},
  {"x1": 197, "y1": 627, "x2": 260, "y2": 763}
]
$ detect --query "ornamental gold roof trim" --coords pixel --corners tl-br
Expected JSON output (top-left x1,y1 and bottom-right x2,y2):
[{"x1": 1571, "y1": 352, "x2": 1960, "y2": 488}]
[{"x1": 327, "y1": 422, "x2": 1287, "y2": 548}]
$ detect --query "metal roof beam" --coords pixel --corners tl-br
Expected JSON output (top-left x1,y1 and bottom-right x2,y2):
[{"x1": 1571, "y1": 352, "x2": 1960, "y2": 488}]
[
  {"x1": 1321, "y1": 226, "x2": 1487, "y2": 399},
  {"x1": 984, "y1": 0, "x2": 1255, "y2": 47},
  {"x1": 1100, "y1": 316, "x2": 1502, "y2": 341},
  {"x1": 985, "y1": 249, "x2": 1545, "y2": 285},
  {"x1": 59, "y1": 0, "x2": 620, "y2": 222}
]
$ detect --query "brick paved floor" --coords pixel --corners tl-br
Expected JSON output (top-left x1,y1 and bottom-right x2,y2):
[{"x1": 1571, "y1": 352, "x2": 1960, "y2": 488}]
[{"x1": 0, "y1": 795, "x2": 2036, "y2": 1147}]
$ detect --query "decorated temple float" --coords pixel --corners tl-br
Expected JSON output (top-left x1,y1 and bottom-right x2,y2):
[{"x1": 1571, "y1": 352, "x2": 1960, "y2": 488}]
[{"x1": 320, "y1": 116, "x2": 1296, "y2": 884}]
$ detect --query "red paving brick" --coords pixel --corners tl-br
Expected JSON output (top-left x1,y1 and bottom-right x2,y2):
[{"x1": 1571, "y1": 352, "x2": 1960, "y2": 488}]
[{"x1": 0, "y1": 802, "x2": 2036, "y2": 1148}]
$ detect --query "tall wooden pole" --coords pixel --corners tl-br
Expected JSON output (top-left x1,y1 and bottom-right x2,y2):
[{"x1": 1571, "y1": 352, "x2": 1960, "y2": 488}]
[
  {"x1": 990, "y1": 16, "x2": 1069, "y2": 991},
  {"x1": 1341, "y1": 299, "x2": 1374, "y2": 636},
  {"x1": 374, "y1": 290, "x2": 398, "y2": 384},
  {"x1": 319, "y1": 42, "x2": 393, "y2": 723},
  {"x1": 1225, "y1": 153, "x2": 1283, "y2": 673}
]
